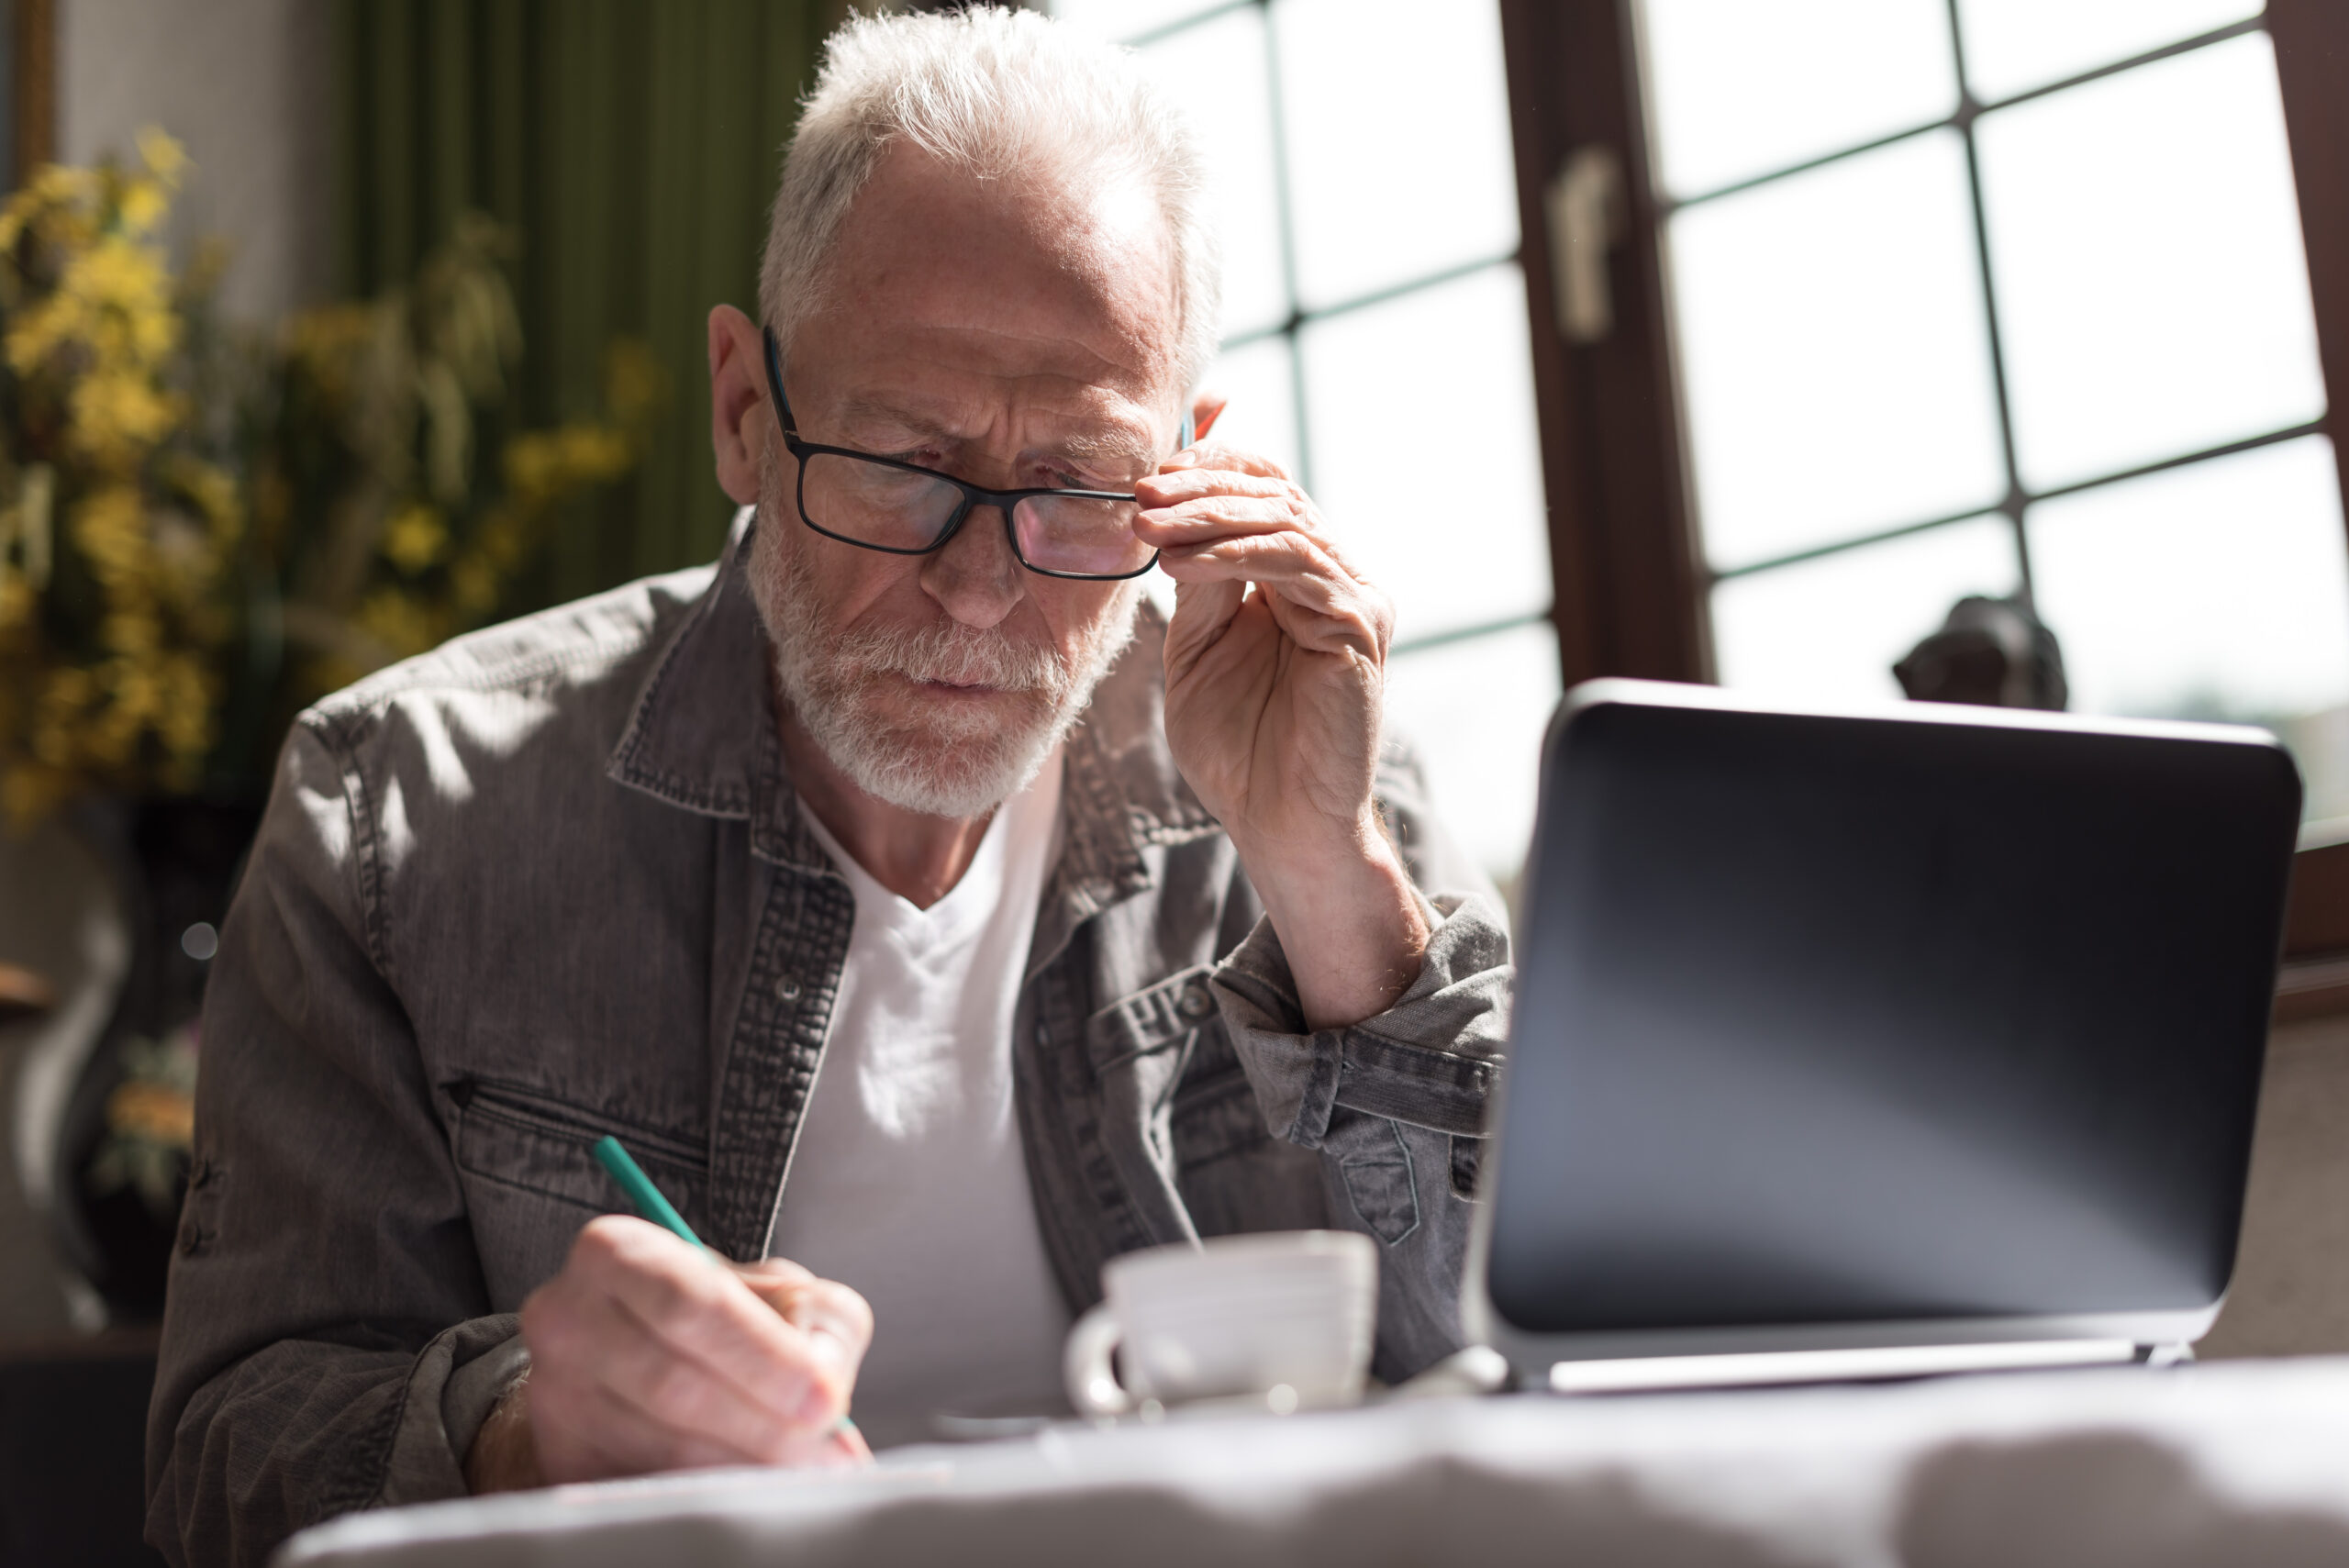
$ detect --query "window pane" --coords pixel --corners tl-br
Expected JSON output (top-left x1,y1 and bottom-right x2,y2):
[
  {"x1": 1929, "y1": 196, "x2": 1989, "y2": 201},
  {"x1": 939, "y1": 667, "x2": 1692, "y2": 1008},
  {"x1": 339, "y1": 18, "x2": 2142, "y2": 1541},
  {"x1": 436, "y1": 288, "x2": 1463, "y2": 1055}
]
[
  {"x1": 1670, "y1": 132, "x2": 2006, "y2": 572},
  {"x1": 1956, "y1": 0, "x2": 2261, "y2": 103},
  {"x1": 1383, "y1": 621, "x2": 1561, "y2": 883},
  {"x1": 1198, "y1": 333, "x2": 1301, "y2": 479},
  {"x1": 1711, "y1": 517, "x2": 2021, "y2": 706},
  {"x1": 1273, "y1": 0, "x2": 1519, "y2": 310},
  {"x1": 1301, "y1": 263, "x2": 1548, "y2": 646},
  {"x1": 1133, "y1": 6, "x2": 1291, "y2": 339},
  {"x1": 1640, "y1": 0, "x2": 1956, "y2": 198},
  {"x1": 1978, "y1": 35, "x2": 2324, "y2": 493},
  {"x1": 2028, "y1": 438, "x2": 2349, "y2": 820},
  {"x1": 1048, "y1": 0, "x2": 1233, "y2": 42}
]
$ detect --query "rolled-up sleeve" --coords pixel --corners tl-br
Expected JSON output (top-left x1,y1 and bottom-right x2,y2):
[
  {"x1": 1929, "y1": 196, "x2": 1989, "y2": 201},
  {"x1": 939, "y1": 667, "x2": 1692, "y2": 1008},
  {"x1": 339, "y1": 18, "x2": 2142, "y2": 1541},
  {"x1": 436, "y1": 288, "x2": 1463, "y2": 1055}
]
[
  {"x1": 145, "y1": 718, "x2": 514, "y2": 1568},
  {"x1": 1207, "y1": 737, "x2": 1514, "y2": 1377},
  {"x1": 1208, "y1": 890, "x2": 1510, "y2": 1148}
]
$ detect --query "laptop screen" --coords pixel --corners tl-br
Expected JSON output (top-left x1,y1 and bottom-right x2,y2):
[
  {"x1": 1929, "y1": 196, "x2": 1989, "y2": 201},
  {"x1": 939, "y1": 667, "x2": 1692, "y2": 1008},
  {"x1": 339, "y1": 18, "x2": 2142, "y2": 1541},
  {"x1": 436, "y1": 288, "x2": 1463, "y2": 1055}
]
[{"x1": 1484, "y1": 687, "x2": 2299, "y2": 1339}]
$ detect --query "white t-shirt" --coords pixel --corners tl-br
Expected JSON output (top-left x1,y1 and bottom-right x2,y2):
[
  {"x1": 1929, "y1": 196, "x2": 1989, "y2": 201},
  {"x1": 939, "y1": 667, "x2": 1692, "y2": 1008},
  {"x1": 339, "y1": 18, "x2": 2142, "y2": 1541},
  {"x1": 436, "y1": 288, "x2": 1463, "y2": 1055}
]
[{"x1": 769, "y1": 757, "x2": 1072, "y2": 1449}]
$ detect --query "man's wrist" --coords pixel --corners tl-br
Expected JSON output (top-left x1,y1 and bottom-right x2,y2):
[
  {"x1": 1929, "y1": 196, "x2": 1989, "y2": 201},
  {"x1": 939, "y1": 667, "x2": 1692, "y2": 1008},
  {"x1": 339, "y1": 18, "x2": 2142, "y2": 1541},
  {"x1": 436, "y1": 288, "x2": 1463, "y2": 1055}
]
[
  {"x1": 1233, "y1": 814, "x2": 1430, "y2": 1031},
  {"x1": 463, "y1": 1377, "x2": 541, "y2": 1495}
]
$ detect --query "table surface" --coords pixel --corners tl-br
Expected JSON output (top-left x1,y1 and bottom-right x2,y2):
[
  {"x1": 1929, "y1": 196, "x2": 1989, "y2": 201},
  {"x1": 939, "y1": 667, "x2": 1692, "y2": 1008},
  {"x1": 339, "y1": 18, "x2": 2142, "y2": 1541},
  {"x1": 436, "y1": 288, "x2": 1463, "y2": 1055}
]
[{"x1": 279, "y1": 1355, "x2": 2349, "y2": 1568}]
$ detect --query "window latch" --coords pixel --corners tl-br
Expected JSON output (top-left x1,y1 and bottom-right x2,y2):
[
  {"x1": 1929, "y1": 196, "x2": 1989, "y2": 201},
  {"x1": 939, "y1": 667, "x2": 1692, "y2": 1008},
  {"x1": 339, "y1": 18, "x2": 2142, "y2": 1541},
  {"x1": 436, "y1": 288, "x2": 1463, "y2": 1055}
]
[{"x1": 1545, "y1": 145, "x2": 1626, "y2": 345}]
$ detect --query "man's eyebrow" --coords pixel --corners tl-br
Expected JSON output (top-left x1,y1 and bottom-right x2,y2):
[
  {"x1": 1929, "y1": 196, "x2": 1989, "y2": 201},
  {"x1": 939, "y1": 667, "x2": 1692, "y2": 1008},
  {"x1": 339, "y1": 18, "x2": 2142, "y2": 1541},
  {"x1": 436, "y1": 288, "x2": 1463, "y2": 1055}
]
[{"x1": 1055, "y1": 427, "x2": 1159, "y2": 466}]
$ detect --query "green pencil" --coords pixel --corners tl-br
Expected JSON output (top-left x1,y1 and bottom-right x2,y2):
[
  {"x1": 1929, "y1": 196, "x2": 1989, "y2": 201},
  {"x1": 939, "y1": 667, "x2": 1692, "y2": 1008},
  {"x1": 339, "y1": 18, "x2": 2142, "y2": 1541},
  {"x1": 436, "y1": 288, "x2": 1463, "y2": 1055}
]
[
  {"x1": 591, "y1": 1136, "x2": 705, "y2": 1252},
  {"x1": 590, "y1": 1134, "x2": 859, "y2": 1441}
]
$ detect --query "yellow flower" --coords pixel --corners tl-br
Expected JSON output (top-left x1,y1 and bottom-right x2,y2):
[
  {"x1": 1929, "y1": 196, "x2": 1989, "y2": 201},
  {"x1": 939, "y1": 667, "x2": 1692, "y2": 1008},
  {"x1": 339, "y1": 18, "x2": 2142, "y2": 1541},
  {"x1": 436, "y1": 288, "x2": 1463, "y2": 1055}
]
[
  {"x1": 132, "y1": 128, "x2": 189, "y2": 190},
  {"x1": 156, "y1": 653, "x2": 214, "y2": 761},
  {"x1": 381, "y1": 503, "x2": 449, "y2": 574},
  {"x1": 71, "y1": 487, "x2": 152, "y2": 582},
  {"x1": 118, "y1": 179, "x2": 167, "y2": 235}
]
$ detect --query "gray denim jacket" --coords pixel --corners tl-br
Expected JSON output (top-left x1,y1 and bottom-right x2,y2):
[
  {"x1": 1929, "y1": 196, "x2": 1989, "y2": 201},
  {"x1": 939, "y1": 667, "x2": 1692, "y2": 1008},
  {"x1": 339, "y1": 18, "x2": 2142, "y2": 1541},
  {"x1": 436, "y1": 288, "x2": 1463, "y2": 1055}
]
[{"x1": 145, "y1": 510, "x2": 1513, "y2": 1568}]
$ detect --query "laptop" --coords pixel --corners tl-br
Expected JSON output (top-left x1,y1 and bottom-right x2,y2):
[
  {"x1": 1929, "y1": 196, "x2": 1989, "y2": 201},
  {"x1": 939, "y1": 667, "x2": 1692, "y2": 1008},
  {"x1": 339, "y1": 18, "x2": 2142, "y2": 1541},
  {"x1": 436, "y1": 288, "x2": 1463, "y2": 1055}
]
[{"x1": 1462, "y1": 680, "x2": 2302, "y2": 1393}]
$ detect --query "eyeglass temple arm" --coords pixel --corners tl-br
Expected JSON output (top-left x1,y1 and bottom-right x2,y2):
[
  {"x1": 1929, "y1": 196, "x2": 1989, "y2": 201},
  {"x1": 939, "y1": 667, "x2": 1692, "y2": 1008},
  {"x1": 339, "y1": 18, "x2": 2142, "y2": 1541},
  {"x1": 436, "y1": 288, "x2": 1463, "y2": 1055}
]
[{"x1": 761, "y1": 326, "x2": 800, "y2": 436}]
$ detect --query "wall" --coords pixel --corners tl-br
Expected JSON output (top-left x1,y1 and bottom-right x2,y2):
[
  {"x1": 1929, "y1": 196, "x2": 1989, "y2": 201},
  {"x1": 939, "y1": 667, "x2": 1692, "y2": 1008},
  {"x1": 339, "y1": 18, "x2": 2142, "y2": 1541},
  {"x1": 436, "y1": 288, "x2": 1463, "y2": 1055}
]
[{"x1": 58, "y1": 0, "x2": 331, "y2": 322}]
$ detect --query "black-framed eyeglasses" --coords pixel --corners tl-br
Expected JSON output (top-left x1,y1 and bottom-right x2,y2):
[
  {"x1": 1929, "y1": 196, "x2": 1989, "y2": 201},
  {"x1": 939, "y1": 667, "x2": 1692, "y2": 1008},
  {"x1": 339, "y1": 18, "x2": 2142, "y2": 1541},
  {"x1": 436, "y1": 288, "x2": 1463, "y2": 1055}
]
[{"x1": 762, "y1": 326, "x2": 1187, "y2": 582}]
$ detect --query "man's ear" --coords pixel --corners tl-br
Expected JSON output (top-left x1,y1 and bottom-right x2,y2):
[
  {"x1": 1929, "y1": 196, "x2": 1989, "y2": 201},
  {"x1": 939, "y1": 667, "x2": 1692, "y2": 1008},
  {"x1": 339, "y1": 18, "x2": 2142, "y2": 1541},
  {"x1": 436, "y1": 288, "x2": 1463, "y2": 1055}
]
[
  {"x1": 1188, "y1": 390, "x2": 1229, "y2": 445},
  {"x1": 709, "y1": 304, "x2": 768, "y2": 507}
]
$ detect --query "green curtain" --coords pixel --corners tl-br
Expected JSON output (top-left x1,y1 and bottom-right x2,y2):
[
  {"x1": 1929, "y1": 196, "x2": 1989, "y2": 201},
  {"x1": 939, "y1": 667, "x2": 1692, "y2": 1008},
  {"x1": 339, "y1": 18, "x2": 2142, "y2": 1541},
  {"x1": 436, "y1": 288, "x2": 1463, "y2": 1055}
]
[{"x1": 334, "y1": 0, "x2": 847, "y2": 609}]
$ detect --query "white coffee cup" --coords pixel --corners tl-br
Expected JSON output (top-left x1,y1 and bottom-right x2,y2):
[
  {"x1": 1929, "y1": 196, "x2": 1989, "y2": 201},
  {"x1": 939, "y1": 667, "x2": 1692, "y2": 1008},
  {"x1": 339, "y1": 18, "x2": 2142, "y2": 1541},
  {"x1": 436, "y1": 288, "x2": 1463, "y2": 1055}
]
[{"x1": 1063, "y1": 1229, "x2": 1377, "y2": 1418}]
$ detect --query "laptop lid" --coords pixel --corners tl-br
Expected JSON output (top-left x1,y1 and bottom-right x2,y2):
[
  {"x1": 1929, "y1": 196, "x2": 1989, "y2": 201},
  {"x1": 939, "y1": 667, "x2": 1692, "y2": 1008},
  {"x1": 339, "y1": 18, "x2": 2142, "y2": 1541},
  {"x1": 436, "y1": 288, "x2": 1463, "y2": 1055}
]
[{"x1": 1464, "y1": 680, "x2": 2301, "y2": 1373}]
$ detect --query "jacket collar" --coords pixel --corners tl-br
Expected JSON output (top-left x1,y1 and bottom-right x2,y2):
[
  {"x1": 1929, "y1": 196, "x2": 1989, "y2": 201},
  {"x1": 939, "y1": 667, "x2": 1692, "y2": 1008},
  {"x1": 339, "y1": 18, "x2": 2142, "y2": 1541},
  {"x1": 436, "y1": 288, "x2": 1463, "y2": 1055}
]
[{"x1": 606, "y1": 506, "x2": 1219, "y2": 888}]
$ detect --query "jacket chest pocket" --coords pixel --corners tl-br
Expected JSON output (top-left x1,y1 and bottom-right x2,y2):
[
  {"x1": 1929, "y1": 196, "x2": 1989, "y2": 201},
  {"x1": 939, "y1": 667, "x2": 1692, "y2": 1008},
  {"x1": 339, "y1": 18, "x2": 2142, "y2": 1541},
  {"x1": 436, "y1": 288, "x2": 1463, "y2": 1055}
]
[{"x1": 450, "y1": 1078, "x2": 712, "y2": 1303}]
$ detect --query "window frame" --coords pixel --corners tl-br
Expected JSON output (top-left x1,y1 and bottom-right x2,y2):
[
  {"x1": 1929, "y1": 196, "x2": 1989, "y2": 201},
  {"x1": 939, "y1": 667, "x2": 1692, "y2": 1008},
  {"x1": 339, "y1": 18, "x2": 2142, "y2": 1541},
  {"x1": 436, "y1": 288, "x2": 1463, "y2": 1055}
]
[{"x1": 1502, "y1": 0, "x2": 2349, "y2": 985}]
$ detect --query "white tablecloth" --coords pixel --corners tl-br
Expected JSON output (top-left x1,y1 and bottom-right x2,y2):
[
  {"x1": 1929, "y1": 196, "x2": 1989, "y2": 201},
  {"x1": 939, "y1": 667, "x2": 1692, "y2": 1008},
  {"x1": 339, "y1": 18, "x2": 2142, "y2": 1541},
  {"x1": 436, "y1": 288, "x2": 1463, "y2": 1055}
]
[{"x1": 278, "y1": 1356, "x2": 2349, "y2": 1567}]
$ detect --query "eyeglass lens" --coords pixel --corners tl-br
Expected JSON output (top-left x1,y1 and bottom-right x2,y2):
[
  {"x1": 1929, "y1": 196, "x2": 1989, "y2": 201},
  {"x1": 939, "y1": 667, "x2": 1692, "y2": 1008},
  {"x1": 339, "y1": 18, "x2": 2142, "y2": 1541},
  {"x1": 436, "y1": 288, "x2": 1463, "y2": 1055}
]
[{"x1": 800, "y1": 451, "x2": 1152, "y2": 577}]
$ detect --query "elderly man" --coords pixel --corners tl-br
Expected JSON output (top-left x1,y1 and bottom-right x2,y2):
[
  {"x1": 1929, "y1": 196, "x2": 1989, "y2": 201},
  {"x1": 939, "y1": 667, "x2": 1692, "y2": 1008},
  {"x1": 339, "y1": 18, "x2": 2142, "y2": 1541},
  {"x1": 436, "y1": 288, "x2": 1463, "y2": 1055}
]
[{"x1": 147, "y1": 9, "x2": 1510, "y2": 1565}]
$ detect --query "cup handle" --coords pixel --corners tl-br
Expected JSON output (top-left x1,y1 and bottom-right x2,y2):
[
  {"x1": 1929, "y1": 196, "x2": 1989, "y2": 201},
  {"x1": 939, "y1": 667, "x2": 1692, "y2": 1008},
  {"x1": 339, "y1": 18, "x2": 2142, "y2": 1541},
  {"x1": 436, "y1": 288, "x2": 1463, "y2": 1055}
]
[{"x1": 1063, "y1": 1304, "x2": 1131, "y2": 1417}]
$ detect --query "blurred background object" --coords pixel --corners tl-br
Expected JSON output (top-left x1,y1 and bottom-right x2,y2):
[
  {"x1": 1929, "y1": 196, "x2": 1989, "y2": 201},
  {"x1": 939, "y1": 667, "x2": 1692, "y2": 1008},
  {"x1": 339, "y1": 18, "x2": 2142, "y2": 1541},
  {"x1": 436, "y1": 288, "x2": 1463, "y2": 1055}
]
[{"x1": 1894, "y1": 594, "x2": 2068, "y2": 709}]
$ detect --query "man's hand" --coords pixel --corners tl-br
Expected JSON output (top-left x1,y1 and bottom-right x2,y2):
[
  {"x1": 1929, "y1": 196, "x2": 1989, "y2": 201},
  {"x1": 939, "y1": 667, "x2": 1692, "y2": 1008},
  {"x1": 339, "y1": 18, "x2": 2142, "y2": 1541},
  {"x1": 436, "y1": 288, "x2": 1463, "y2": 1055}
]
[
  {"x1": 1137, "y1": 444, "x2": 1430, "y2": 1029},
  {"x1": 470, "y1": 1216, "x2": 873, "y2": 1491}
]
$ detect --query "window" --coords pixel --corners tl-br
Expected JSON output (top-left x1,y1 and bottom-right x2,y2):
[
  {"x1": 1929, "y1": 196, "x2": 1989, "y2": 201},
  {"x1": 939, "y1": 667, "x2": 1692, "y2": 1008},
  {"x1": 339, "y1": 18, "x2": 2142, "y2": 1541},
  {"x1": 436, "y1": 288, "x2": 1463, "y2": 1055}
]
[
  {"x1": 1641, "y1": 2, "x2": 2348, "y2": 819},
  {"x1": 1051, "y1": 0, "x2": 1556, "y2": 884}
]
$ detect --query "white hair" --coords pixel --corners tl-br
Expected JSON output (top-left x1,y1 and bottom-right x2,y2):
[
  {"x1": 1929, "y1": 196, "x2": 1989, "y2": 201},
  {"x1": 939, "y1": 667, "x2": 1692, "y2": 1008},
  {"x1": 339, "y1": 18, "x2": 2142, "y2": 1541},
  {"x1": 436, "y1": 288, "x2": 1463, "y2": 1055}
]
[{"x1": 759, "y1": 5, "x2": 1222, "y2": 400}]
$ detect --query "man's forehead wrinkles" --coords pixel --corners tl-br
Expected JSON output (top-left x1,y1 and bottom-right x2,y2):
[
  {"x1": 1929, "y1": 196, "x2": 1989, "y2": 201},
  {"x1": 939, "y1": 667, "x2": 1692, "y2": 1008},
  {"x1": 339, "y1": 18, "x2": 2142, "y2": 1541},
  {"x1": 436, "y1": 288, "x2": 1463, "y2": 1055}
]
[
  {"x1": 835, "y1": 395, "x2": 956, "y2": 438},
  {"x1": 824, "y1": 375, "x2": 1159, "y2": 463},
  {"x1": 863, "y1": 316, "x2": 1163, "y2": 400}
]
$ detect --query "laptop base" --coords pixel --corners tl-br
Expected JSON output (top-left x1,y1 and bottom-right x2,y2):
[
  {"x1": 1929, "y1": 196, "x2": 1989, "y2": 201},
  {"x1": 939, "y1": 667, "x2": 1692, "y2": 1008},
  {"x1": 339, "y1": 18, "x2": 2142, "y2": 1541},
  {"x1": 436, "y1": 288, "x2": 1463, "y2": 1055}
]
[{"x1": 1542, "y1": 1338, "x2": 2188, "y2": 1396}]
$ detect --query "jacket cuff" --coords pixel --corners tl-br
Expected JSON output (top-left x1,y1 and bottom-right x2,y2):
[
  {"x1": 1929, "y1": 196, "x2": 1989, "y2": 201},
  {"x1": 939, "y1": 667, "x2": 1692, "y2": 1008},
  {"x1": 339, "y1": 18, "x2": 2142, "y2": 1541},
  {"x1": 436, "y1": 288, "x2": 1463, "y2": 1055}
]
[
  {"x1": 373, "y1": 1315, "x2": 528, "y2": 1508},
  {"x1": 1212, "y1": 891, "x2": 1513, "y2": 1150}
]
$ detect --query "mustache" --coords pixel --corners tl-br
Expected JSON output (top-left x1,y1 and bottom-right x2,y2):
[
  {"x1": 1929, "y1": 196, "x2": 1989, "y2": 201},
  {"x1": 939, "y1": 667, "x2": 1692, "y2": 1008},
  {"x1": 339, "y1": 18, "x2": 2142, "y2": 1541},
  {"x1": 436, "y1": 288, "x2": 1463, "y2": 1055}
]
[{"x1": 832, "y1": 618, "x2": 1070, "y2": 695}]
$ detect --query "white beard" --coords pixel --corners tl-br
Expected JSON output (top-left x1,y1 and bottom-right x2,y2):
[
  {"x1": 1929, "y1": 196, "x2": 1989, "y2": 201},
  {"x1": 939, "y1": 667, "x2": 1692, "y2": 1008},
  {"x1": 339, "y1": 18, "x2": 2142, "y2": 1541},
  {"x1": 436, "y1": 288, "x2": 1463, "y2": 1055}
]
[{"x1": 747, "y1": 501, "x2": 1141, "y2": 818}]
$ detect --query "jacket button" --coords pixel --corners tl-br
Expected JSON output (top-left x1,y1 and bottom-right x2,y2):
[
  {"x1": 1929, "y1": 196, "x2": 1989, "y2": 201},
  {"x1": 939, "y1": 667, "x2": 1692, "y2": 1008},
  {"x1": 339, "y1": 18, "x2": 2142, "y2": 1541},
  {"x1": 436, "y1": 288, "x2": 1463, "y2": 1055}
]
[{"x1": 776, "y1": 977, "x2": 802, "y2": 1002}]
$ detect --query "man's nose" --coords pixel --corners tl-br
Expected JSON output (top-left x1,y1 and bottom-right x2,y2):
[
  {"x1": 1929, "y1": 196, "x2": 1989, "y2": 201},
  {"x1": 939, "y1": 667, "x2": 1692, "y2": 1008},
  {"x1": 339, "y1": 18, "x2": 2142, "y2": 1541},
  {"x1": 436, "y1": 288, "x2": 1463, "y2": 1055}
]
[{"x1": 918, "y1": 502, "x2": 1025, "y2": 630}]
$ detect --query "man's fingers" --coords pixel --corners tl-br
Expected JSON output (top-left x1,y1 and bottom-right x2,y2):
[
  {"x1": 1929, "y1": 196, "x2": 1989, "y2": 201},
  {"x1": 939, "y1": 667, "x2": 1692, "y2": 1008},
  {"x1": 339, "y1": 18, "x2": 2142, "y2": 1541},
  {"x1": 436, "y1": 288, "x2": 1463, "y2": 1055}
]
[
  {"x1": 1135, "y1": 492, "x2": 1312, "y2": 546},
  {"x1": 1136, "y1": 465, "x2": 1300, "y2": 507},
  {"x1": 1154, "y1": 441, "x2": 1290, "y2": 483},
  {"x1": 584, "y1": 1286, "x2": 806, "y2": 1460},
  {"x1": 774, "y1": 1278, "x2": 873, "y2": 1378},
  {"x1": 525, "y1": 1340, "x2": 749, "y2": 1479},
  {"x1": 562, "y1": 1218, "x2": 834, "y2": 1437},
  {"x1": 1164, "y1": 533, "x2": 1391, "y2": 654},
  {"x1": 740, "y1": 1273, "x2": 874, "y2": 1422}
]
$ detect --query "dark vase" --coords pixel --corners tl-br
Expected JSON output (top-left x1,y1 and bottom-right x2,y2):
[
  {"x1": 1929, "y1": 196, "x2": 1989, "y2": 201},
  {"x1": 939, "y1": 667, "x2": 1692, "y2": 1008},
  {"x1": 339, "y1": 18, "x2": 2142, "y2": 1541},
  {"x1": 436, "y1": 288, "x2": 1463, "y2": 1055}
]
[{"x1": 48, "y1": 795, "x2": 264, "y2": 1322}]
